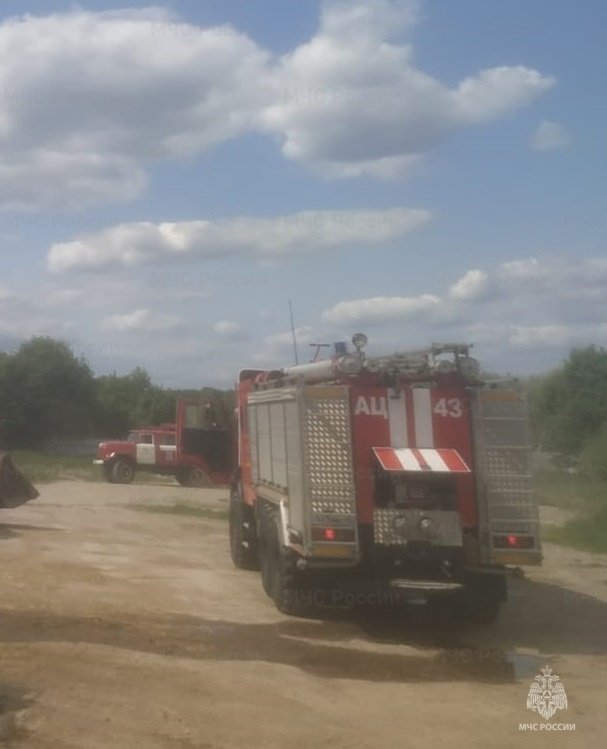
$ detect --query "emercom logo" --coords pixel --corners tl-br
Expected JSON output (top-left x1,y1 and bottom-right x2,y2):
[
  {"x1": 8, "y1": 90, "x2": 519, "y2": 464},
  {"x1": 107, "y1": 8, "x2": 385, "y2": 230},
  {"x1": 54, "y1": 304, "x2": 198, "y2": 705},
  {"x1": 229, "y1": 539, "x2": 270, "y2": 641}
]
[{"x1": 518, "y1": 665, "x2": 576, "y2": 732}]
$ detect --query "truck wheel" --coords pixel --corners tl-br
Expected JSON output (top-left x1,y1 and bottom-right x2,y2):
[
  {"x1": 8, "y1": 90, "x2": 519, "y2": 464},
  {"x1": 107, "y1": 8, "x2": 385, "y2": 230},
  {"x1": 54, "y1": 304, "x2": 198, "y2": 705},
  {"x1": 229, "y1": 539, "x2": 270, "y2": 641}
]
[
  {"x1": 259, "y1": 507, "x2": 302, "y2": 615},
  {"x1": 176, "y1": 466, "x2": 209, "y2": 487},
  {"x1": 229, "y1": 483, "x2": 257, "y2": 570},
  {"x1": 111, "y1": 458, "x2": 135, "y2": 484}
]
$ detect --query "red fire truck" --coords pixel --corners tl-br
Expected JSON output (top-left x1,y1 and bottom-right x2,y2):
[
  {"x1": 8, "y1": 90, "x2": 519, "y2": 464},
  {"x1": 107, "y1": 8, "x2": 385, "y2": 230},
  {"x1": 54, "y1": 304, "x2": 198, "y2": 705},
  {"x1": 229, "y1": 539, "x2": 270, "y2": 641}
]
[
  {"x1": 94, "y1": 399, "x2": 232, "y2": 486},
  {"x1": 229, "y1": 335, "x2": 541, "y2": 622}
]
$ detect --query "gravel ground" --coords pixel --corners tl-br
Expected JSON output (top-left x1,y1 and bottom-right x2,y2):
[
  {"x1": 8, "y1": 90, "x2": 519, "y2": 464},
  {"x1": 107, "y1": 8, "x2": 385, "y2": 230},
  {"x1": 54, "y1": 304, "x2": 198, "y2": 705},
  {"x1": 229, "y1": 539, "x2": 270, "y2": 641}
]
[{"x1": 0, "y1": 480, "x2": 605, "y2": 748}]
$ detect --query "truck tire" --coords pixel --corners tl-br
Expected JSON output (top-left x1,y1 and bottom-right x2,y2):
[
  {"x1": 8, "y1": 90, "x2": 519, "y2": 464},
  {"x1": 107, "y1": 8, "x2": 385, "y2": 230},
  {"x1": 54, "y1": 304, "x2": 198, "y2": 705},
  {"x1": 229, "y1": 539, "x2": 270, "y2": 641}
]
[
  {"x1": 111, "y1": 458, "x2": 135, "y2": 484},
  {"x1": 176, "y1": 465, "x2": 209, "y2": 487},
  {"x1": 229, "y1": 483, "x2": 257, "y2": 570},
  {"x1": 259, "y1": 505, "x2": 303, "y2": 615}
]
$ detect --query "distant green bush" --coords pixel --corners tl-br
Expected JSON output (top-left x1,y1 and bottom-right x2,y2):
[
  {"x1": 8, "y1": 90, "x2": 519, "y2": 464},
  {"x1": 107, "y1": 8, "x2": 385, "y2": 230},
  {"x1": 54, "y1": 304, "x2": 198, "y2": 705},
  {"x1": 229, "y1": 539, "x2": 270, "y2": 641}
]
[
  {"x1": 527, "y1": 345, "x2": 607, "y2": 460},
  {"x1": 578, "y1": 421, "x2": 607, "y2": 481}
]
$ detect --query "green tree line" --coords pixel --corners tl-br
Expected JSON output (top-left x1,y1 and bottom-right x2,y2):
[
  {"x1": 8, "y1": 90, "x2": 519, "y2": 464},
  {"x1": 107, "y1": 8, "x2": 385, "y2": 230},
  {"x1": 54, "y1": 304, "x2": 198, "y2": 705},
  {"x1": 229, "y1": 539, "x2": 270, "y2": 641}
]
[
  {"x1": 0, "y1": 337, "x2": 233, "y2": 449},
  {"x1": 526, "y1": 345, "x2": 607, "y2": 479},
  {"x1": 1, "y1": 336, "x2": 605, "y2": 479}
]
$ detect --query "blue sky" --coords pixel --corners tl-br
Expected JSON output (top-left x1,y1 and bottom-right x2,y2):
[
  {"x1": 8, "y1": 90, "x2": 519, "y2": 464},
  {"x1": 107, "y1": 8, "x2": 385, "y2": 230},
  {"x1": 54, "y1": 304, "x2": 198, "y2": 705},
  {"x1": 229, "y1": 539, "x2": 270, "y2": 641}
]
[{"x1": 0, "y1": 0, "x2": 605, "y2": 386}]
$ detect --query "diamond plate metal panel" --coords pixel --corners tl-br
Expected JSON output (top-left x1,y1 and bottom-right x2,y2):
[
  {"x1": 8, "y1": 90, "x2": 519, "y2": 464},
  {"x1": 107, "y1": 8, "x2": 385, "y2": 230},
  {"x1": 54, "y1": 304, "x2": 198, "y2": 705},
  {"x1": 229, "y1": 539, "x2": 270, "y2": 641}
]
[
  {"x1": 482, "y1": 418, "x2": 528, "y2": 447},
  {"x1": 303, "y1": 390, "x2": 357, "y2": 516},
  {"x1": 485, "y1": 475, "x2": 533, "y2": 494},
  {"x1": 311, "y1": 500, "x2": 355, "y2": 514},
  {"x1": 490, "y1": 520, "x2": 539, "y2": 535},
  {"x1": 248, "y1": 384, "x2": 359, "y2": 560},
  {"x1": 478, "y1": 394, "x2": 526, "y2": 418},
  {"x1": 312, "y1": 512, "x2": 357, "y2": 528},
  {"x1": 481, "y1": 448, "x2": 531, "y2": 476}
]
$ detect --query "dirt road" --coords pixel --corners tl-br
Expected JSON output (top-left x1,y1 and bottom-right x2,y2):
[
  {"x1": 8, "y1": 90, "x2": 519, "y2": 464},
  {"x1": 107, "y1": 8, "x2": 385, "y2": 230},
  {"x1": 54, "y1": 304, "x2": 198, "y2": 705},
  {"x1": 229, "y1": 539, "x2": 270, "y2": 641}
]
[{"x1": 1, "y1": 481, "x2": 606, "y2": 748}]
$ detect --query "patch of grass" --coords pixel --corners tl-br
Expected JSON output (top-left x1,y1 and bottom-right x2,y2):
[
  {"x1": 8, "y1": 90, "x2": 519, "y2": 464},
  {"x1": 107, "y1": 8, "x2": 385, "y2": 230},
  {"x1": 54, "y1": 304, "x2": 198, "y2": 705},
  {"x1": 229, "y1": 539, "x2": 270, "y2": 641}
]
[
  {"x1": 534, "y1": 467, "x2": 606, "y2": 512},
  {"x1": 130, "y1": 502, "x2": 228, "y2": 521},
  {"x1": 535, "y1": 465, "x2": 607, "y2": 553},
  {"x1": 10, "y1": 451, "x2": 101, "y2": 484},
  {"x1": 544, "y1": 506, "x2": 607, "y2": 554}
]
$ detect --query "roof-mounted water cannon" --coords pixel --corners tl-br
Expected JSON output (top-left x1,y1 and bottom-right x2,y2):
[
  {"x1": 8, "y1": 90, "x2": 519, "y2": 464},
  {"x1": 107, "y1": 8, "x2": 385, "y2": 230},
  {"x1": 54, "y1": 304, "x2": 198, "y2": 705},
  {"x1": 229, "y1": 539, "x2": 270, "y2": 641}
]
[
  {"x1": 457, "y1": 355, "x2": 481, "y2": 381},
  {"x1": 351, "y1": 332, "x2": 368, "y2": 355},
  {"x1": 277, "y1": 332, "x2": 369, "y2": 384},
  {"x1": 433, "y1": 359, "x2": 456, "y2": 374}
]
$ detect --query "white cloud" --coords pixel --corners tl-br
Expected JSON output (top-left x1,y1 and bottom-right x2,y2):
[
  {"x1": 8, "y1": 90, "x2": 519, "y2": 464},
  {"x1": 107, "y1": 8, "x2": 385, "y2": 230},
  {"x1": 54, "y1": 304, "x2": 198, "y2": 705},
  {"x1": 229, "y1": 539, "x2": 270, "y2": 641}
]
[
  {"x1": 454, "y1": 67, "x2": 553, "y2": 123},
  {"x1": 497, "y1": 256, "x2": 607, "y2": 295},
  {"x1": 214, "y1": 320, "x2": 240, "y2": 335},
  {"x1": 262, "y1": 1, "x2": 554, "y2": 177},
  {"x1": 497, "y1": 257, "x2": 543, "y2": 282},
  {"x1": 529, "y1": 120, "x2": 571, "y2": 152},
  {"x1": 320, "y1": 257, "x2": 607, "y2": 346},
  {"x1": 322, "y1": 294, "x2": 440, "y2": 324},
  {"x1": 508, "y1": 325, "x2": 573, "y2": 346},
  {"x1": 448, "y1": 269, "x2": 491, "y2": 301},
  {"x1": 46, "y1": 288, "x2": 86, "y2": 306},
  {"x1": 249, "y1": 326, "x2": 316, "y2": 367},
  {"x1": 101, "y1": 308, "x2": 183, "y2": 333},
  {"x1": 0, "y1": 8, "x2": 269, "y2": 210},
  {"x1": 321, "y1": 0, "x2": 421, "y2": 39},
  {"x1": 213, "y1": 320, "x2": 246, "y2": 341},
  {"x1": 0, "y1": 316, "x2": 72, "y2": 340},
  {"x1": 0, "y1": 284, "x2": 16, "y2": 301},
  {"x1": 47, "y1": 207, "x2": 431, "y2": 272},
  {"x1": 0, "y1": 4, "x2": 554, "y2": 208},
  {"x1": 265, "y1": 326, "x2": 314, "y2": 351}
]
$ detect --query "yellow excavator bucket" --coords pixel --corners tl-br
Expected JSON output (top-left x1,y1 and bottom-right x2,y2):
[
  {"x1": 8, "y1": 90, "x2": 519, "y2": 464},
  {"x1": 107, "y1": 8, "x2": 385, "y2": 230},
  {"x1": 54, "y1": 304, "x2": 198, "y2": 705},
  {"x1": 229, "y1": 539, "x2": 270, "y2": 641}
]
[{"x1": 0, "y1": 452, "x2": 39, "y2": 508}]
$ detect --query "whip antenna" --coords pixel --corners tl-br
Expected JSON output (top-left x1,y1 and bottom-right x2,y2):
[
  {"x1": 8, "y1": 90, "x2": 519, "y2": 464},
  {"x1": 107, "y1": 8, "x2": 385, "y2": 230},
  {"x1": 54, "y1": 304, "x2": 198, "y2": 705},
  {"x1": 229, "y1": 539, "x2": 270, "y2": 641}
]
[{"x1": 288, "y1": 300, "x2": 299, "y2": 365}]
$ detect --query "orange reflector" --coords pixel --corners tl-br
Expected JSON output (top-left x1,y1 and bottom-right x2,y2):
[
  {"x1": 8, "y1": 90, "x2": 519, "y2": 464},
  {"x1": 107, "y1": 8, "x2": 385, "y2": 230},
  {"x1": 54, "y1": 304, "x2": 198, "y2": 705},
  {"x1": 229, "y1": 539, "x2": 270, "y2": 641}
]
[
  {"x1": 324, "y1": 528, "x2": 335, "y2": 541},
  {"x1": 507, "y1": 534, "x2": 518, "y2": 547}
]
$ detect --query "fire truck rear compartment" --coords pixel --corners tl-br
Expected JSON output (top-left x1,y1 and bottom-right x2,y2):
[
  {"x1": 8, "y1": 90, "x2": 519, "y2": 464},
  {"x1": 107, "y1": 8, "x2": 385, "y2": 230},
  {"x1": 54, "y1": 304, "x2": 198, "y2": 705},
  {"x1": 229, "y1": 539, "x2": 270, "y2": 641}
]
[
  {"x1": 181, "y1": 427, "x2": 231, "y2": 472},
  {"x1": 243, "y1": 363, "x2": 526, "y2": 618}
]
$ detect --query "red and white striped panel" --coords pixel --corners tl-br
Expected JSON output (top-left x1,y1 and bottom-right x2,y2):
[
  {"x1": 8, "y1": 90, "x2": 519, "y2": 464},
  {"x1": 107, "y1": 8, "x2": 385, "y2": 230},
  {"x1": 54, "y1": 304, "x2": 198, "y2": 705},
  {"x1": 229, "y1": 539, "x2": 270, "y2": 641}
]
[{"x1": 373, "y1": 447, "x2": 471, "y2": 474}]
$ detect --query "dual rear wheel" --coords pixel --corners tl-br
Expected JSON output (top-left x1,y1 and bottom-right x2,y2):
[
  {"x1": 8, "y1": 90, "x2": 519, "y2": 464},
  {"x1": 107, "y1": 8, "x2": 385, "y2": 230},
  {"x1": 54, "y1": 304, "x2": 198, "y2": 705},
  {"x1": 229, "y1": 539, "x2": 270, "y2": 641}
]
[
  {"x1": 229, "y1": 490, "x2": 503, "y2": 623},
  {"x1": 258, "y1": 505, "x2": 303, "y2": 615},
  {"x1": 229, "y1": 482, "x2": 258, "y2": 570},
  {"x1": 229, "y1": 488, "x2": 303, "y2": 615}
]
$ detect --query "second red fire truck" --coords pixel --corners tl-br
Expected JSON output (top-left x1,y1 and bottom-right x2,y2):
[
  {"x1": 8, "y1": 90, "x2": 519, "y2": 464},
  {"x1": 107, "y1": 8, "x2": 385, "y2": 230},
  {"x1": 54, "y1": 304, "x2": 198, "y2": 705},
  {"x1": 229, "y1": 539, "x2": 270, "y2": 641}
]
[{"x1": 94, "y1": 399, "x2": 231, "y2": 486}]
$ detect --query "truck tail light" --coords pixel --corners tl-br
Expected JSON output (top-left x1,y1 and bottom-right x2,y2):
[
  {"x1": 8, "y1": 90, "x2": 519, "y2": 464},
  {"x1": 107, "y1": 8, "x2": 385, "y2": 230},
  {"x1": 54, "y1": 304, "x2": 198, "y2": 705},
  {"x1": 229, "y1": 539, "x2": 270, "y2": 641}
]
[
  {"x1": 311, "y1": 527, "x2": 356, "y2": 542},
  {"x1": 492, "y1": 534, "x2": 535, "y2": 549}
]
